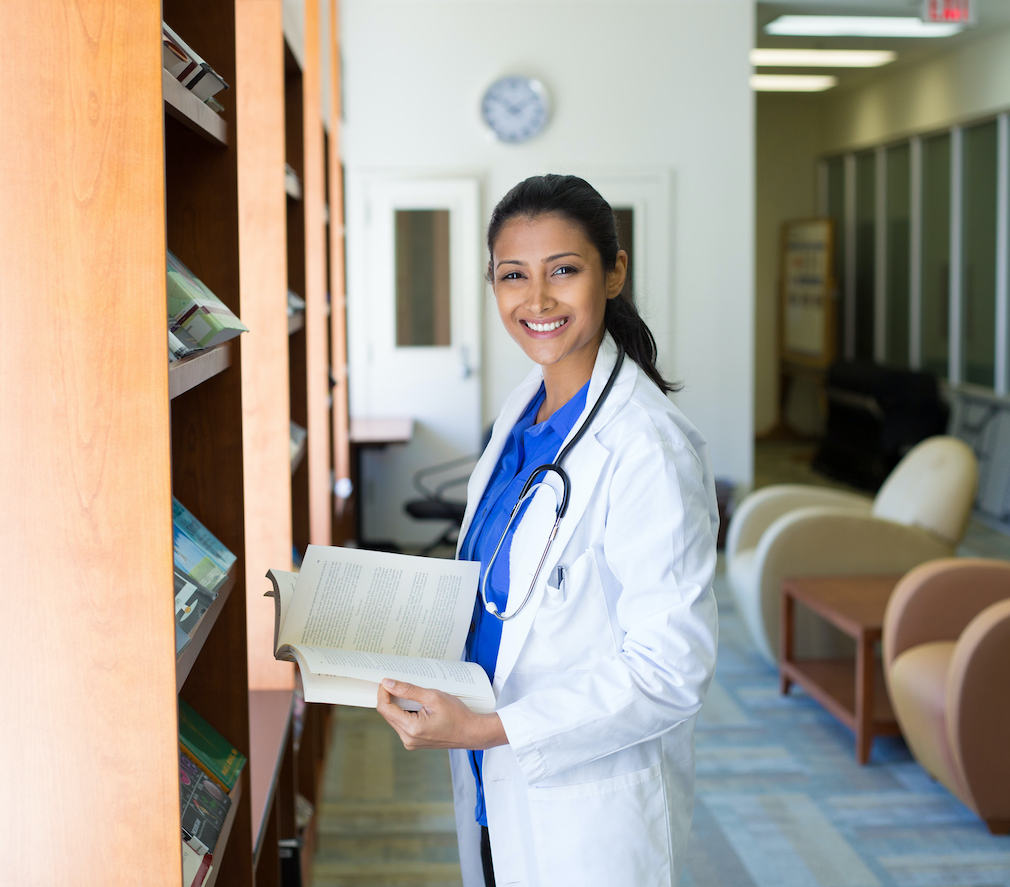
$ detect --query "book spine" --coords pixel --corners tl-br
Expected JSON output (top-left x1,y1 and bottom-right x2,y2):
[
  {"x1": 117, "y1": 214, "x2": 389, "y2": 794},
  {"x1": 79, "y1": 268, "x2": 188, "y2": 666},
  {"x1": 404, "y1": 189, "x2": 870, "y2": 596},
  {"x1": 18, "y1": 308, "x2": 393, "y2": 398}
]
[{"x1": 179, "y1": 740, "x2": 235, "y2": 793}]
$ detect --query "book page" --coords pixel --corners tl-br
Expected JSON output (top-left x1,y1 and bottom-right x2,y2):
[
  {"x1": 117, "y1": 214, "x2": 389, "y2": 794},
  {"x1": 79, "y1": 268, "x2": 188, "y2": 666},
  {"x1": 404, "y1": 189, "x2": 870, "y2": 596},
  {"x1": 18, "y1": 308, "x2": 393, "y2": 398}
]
[
  {"x1": 280, "y1": 545, "x2": 480, "y2": 662},
  {"x1": 289, "y1": 647, "x2": 495, "y2": 713},
  {"x1": 265, "y1": 569, "x2": 299, "y2": 654}
]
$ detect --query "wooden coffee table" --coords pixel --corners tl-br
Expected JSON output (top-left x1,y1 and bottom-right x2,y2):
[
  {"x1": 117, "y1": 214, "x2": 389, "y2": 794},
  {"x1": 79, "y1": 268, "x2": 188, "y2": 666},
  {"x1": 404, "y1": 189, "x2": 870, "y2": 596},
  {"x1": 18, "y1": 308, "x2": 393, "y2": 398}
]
[{"x1": 780, "y1": 575, "x2": 903, "y2": 764}]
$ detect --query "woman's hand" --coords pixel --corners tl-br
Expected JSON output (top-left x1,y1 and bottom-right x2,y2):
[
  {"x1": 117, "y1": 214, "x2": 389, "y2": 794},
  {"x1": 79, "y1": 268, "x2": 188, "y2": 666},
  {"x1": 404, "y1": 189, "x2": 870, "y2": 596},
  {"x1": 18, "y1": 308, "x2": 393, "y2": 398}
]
[{"x1": 376, "y1": 678, "x2": 508, "y2": 751}]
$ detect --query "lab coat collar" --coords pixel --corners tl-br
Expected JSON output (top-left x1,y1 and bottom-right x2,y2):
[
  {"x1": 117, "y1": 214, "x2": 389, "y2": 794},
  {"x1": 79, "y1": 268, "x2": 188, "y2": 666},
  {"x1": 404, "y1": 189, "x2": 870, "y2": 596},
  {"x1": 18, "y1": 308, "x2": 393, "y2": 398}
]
[
  {"x1": 456, "y1": 333, "x2": 633, "y2": 556},
  {"x1": 457, "y1": 334, "x2": 639, "y2": 690}
]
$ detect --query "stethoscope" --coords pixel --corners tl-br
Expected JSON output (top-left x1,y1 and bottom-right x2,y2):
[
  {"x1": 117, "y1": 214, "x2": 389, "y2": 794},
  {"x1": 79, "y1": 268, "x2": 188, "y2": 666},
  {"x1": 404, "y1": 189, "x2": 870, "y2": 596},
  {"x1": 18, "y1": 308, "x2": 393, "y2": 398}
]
[{"x1": 479, "y1": 345, "x2": 626, "y2": 621}]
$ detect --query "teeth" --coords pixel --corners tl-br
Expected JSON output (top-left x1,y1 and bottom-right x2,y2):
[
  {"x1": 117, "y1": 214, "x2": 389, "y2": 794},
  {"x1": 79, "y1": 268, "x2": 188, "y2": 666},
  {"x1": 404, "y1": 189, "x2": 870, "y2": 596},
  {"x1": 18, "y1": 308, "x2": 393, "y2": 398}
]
[{"x1": 525, "y1": 318, "x2": 567, "y2": 332}]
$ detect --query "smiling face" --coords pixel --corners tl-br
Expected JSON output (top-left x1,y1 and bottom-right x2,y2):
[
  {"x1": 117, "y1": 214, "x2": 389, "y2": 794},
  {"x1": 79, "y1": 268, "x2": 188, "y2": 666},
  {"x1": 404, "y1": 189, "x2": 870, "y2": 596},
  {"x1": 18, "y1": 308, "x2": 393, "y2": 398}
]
[{"x1": 491, "y1": 213, "x2": 627, "y2": 390}]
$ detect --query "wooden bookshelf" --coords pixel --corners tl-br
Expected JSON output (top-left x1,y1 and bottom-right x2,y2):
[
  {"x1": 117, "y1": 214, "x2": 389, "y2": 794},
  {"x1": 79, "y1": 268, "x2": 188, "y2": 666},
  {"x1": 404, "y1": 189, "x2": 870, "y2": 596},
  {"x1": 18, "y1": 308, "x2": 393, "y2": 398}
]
[
  {"x1": 169, "y1": 342, "x2": 234, "y2": 399},
  {"x1": 249, "y1": 689, "x2": 296, "y2": 867},
  {"x1": 3, "y1": 2, "x2": 346, "y2": 884},
  {"x1": 203, "y1": 779, "x2": 245, "y2": 887},
  {"x1": 177, "y1": 568, "x2": 237, "y2": 692},
  {"x1": 163, "y1": 69, "x2": 228, "y2": 146}
]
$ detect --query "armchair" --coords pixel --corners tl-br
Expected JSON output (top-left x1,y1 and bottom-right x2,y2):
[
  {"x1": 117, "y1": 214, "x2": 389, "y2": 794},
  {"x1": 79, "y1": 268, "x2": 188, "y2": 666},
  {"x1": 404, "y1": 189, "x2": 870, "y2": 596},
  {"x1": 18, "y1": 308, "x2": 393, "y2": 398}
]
[
  {"x1": 883, "y1": 558, "x2": 1010, "y2": 834},
  {"x1": 726, "y1": 436, "x2": 978, "y2": 664}
]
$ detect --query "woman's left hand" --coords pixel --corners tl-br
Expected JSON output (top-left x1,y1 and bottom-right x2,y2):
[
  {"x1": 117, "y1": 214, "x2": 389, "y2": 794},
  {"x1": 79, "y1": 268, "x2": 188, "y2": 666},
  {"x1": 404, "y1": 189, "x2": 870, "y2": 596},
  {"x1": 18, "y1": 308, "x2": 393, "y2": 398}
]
[{"x1": 376, "y1": 678, "x2": 508, "y2": 751}]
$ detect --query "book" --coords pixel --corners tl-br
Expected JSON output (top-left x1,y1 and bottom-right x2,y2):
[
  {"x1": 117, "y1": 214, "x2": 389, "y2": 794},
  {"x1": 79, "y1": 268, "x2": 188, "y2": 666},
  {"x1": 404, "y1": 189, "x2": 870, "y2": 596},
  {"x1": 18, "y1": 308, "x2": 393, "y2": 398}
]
[
  {"x1": 179, "y1": 699, "x2": 247, "y2": 793},
  {"x1": 181, "y1": 839, "x2": 212, "y2": 887},
  {"x1": 167, "y1": 250, "x2": 248, "y2": 350},
  {"x1": 179, "y1": 750, "x2": 232, "y2": 855},
  {"x1": 175, "y1": 568, "x2": 217, "y2": 654},
  {"x1": 265, "y1": 545, "x2": 494, "y2": 713},
  {"x1": 174, "y1": 523, "x2": 227, "y2": 593},
  {"x1": 173, "y1": 498, "x2": 237, "y2": 575},
  {"x1": 162, "y1": 22, "x2": 230, "y2": 102}
]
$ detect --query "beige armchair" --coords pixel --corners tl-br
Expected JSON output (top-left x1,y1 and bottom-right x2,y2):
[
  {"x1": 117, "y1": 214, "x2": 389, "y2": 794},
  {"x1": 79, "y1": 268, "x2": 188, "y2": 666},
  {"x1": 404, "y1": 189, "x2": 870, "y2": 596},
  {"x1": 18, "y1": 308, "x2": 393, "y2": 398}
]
[
  {"x1": 883, "y1": 558, "x2": 1010, "y2": 835},
  {"x1": 726, "y1": 436, "x2": 978, "y2": 664}
]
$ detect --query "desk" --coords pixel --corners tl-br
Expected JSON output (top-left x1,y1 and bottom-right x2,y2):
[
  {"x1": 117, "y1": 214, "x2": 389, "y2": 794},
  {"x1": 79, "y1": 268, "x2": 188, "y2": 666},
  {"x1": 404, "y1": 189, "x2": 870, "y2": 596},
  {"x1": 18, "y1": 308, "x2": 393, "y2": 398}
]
[
  {"x1": 349, "y1": 417, "x2": 414, "y2": 547},
  {"x1": 780, "y1": 575, "x2": 902, "y2": 764}
]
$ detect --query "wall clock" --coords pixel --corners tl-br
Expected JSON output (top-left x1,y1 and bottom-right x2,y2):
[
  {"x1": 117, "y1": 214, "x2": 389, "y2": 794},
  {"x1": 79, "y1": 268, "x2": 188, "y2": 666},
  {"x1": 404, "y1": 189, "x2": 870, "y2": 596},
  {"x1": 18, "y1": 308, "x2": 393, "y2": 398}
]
[{"x1": 481, "y1": 76, "x2": 551, "y2": 144}]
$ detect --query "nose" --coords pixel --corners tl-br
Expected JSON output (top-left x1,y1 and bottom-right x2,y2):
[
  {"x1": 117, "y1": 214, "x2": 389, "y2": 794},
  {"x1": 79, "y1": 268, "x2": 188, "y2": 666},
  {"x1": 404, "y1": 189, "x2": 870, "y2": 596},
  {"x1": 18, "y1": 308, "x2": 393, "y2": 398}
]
[{"x1": 526, "y1": 274, "x2": 555, "y2": 315}]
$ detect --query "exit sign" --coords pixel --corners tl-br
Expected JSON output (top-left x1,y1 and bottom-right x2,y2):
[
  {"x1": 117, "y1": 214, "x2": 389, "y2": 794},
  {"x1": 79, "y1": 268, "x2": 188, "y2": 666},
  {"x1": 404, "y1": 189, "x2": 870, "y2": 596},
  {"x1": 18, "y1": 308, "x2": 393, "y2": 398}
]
[{"x1": 921, "y1": 0, "x2": 976, "y2": 24}]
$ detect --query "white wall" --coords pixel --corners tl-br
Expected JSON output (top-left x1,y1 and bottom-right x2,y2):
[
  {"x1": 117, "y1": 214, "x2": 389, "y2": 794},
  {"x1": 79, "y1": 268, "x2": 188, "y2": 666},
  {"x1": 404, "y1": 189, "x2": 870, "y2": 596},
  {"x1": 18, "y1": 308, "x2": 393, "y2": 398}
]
[
  {"x1": 341, "y1": 0, "x2": 755, "y2": 539},
  {"x1": 819, "y1": 24, "x2": 1010, "y2": 154}
]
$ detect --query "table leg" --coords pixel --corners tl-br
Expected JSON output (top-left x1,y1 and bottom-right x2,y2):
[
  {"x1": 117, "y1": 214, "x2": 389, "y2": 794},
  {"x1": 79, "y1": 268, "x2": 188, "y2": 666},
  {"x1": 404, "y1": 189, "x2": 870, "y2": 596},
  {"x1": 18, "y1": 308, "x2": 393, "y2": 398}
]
[
  {"x1": 779, "y1": 590, "x2": 794, "y2": 695},
  {"x1": 855, "y1": 631, "x2": 874, "y2": 764}
]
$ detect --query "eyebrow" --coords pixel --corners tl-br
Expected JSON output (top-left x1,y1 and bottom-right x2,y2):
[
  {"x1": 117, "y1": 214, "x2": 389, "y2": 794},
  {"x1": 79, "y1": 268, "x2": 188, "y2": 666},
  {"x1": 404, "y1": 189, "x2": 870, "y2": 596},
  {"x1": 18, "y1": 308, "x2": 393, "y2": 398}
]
[{"x1": 495, "y1": 252, "x2": 583, "y2": 270}]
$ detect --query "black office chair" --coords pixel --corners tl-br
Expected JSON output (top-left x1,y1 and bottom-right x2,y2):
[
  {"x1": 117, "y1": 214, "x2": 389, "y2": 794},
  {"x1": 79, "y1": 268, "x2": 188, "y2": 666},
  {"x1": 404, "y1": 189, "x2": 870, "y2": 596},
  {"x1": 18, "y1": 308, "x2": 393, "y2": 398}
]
[{"x1": 404, "y1": 427, "x2": 493, "y2": 555}]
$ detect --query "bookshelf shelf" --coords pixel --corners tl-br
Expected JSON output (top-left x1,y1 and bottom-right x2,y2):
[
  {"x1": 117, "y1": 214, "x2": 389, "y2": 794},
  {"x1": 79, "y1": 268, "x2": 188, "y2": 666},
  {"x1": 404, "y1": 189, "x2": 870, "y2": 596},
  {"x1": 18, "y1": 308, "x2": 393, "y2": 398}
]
[
  {"x1": 288, "y1": 309, "x2": 305, "y2": 335},
  {"x1": 202, "y1": 778, "x2": 244, "y2": 887},
  {"x1": 249, "y1": 689, "x2": 295, "y2": 866},
  {"x1": 176, "y1": 568, "x2": 236, "y2": 692},
  {"x1": 163, "y1": 69, "x2": 228, "y2": 146},
  {"x1": 168, "y1": 342, "x2": 233, "y2": 399}
]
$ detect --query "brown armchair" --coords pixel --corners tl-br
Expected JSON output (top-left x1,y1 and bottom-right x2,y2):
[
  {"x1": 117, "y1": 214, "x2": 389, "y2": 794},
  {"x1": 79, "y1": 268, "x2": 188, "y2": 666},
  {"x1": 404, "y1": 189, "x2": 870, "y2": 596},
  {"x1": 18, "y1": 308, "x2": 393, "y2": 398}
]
[{"x1": 883, "y1": 558, "x2": 1010, "y2": 834}]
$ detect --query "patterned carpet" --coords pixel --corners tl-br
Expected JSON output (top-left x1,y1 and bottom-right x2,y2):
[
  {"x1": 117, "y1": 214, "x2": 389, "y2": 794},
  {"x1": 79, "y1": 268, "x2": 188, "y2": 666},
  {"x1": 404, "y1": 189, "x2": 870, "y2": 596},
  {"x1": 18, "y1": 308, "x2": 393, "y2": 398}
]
[{"x1": 311, "y1": 442, "x2": 1010, "y2": 886}]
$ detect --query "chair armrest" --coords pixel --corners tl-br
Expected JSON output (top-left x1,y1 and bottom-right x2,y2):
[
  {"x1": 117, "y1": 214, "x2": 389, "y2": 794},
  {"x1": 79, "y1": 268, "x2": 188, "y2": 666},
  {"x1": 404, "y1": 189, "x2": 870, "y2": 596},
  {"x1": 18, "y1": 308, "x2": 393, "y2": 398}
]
[
  {"x1": 753, "y1": 507, "x2": 952, "y2": 661},
  {"x1": 726, "y1": 485, "x2": 873, "y2": 561},
  {"x1": 947, "y1": 597, "x2": 1010, "y2": 822},
  {"x1": 882, "y1": 559, "x2": 1010, "y2": 667}
]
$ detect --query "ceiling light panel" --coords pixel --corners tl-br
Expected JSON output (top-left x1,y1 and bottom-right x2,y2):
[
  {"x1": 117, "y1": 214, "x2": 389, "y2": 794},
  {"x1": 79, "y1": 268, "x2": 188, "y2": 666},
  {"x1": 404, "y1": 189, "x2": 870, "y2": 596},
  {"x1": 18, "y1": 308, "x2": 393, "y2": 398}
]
[
  {"x1": 750, "y1": 74, "x2": 839, "y2": 92},
  {"x1": 765, "y1": 16, "x2": 964, "y2": 37},
  {"x1": 750, "y1": 49, "x2": 897, "y2": 67}
]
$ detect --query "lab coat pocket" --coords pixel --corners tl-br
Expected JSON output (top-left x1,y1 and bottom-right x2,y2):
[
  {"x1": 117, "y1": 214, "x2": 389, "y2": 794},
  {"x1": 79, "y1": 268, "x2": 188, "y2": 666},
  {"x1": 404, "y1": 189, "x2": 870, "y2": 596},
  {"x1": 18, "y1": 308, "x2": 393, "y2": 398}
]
[
  {"x1": 529, "y1": 548, "x2": 615, "y2": 668},
  {"x1": 526, "y1": 763, "x2": 673, "y2": 887}
]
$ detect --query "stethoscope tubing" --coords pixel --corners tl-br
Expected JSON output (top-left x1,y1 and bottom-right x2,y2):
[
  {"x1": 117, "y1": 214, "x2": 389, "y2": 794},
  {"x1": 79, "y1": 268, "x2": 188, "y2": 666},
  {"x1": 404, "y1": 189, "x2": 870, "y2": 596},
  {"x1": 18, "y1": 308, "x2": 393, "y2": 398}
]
[{"x1": 479, "y1": 345, "x2": 626, "y2": 621}]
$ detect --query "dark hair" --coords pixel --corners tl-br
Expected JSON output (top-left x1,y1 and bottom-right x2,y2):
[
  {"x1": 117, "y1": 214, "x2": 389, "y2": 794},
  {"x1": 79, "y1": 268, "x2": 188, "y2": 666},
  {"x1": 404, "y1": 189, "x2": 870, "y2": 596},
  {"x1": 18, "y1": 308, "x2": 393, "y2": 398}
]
[{"x1": 486, "y1": 174, "x2": 678, "y2": 394}]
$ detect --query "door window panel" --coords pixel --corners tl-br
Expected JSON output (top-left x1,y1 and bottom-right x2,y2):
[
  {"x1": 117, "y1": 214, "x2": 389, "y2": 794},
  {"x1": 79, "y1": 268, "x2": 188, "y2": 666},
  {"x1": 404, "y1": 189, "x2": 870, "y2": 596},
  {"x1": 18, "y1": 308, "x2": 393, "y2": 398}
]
[{"x1": 395, "y1": 209, "x2": 451, "y2": 347}]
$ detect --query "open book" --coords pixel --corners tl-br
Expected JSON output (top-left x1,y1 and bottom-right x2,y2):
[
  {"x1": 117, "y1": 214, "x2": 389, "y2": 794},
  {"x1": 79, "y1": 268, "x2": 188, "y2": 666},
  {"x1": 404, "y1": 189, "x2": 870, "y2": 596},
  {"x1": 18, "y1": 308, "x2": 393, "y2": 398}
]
[{"x1": 266, "y1": 545, "x2": 494, "y2": 713}]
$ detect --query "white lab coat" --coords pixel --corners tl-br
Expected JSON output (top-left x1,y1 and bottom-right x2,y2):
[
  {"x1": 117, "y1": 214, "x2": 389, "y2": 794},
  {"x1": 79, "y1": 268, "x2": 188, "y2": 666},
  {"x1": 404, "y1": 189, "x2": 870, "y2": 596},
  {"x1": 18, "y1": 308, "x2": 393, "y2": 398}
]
[{"x1": 450, "y1": 335, "x2": 719, "y2": 887}]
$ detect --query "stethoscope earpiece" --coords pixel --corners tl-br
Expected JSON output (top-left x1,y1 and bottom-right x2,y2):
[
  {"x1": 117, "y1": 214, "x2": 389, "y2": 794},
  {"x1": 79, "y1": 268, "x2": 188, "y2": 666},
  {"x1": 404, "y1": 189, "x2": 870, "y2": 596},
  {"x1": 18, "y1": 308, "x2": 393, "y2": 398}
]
[{"x1": 478, "y1": 346, "x2": 626, "y2": 622}]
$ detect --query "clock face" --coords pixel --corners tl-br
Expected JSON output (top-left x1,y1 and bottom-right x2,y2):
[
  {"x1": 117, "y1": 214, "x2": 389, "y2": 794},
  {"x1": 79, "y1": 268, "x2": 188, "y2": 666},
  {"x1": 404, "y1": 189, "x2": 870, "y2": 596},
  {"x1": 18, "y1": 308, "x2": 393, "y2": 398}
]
[{"x1": 481, "y1": 76, "x2": 550, "y2": 144}]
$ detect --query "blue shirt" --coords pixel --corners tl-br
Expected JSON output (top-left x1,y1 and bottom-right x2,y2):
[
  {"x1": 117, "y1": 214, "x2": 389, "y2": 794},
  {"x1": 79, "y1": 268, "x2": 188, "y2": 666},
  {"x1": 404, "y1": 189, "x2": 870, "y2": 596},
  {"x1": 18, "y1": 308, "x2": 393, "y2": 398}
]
[{"x1": 460, "y1": 379, "x2": 590, "y2": 826}]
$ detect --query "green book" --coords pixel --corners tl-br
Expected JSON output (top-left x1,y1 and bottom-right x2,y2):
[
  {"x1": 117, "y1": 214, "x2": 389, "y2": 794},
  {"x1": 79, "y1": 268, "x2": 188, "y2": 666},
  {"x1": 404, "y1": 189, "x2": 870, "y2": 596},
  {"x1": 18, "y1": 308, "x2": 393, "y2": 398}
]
[{"x1": 178, "y1": 699, "x2": 246, "y2": 793}]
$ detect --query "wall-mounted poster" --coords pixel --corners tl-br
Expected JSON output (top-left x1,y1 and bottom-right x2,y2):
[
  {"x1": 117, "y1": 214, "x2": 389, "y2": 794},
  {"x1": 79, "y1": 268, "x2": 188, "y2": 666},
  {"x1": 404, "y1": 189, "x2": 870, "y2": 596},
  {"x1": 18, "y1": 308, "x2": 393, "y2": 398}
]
[{"x1": 781, "y1": 218, "x2": 835, "y2": 367}]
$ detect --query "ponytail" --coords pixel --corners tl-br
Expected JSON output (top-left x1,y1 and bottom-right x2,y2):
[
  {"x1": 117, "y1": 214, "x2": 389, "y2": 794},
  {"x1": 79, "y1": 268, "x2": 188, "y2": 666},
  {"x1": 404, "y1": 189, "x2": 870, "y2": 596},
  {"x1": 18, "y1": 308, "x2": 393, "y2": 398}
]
[
  {"x1": 605, "y1": 294, "x2": 679, "y2": 394},
  {"x1": 487, "y1": 174, "x2": 679, "y2": 395}
]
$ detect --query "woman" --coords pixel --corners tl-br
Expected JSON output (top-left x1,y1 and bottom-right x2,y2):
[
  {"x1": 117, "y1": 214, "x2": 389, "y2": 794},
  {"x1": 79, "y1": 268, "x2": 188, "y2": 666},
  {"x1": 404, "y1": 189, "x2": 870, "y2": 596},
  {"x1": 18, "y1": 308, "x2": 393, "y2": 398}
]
[{"x1": 377, "y1": 174, "x2": 718, "y2": 887}]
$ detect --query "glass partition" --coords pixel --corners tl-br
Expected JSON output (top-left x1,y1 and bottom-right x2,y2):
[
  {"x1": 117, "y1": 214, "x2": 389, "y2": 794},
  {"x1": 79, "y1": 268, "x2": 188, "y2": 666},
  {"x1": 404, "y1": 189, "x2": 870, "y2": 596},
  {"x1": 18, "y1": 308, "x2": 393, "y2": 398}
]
[
  {"x1": 826, "y1": 156, "x2": 846, "y2": 359},
  {"x1": 854, "y1": 151, "x2": 876, "y2": 360},
  {"x1": 961, "y1": 120, "x2": 998, "y2": 386},
  {"x1": 885, "y1": 143, "x2": 911, "y2": 368},
  {"x1": 921, "y1": 133, "x2": 951, "y2": 379}
]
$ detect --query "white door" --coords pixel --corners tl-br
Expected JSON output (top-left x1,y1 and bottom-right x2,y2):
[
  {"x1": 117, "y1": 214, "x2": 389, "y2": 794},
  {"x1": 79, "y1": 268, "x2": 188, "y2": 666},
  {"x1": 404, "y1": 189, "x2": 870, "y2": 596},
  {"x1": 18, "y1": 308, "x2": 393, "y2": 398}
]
[
  {"x1": 593, "y1": 173, "x2": 673, "y2": 373},
  {"x1": 350, "y1": 176, "x2": 482, "y2": 546}
]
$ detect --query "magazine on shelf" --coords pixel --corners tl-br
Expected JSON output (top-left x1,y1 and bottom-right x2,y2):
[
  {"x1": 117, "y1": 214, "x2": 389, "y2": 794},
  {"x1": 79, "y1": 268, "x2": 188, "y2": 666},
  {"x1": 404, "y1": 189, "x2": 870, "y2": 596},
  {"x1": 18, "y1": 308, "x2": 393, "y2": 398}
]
[
  {"x1": 162, "y1": 21, "x2": 230, "y2": 103},
  {"x1": 178, "y1": 700, "x2": 247, "y2": 793},
  {"x1": 265, "y1": 545, "x2": 494, "y2": 713},
  {"x1": 167, "y1": 250, "x2": 248, "y2": 351},
  {"x1": 174, "y1": 569, "x2": 217, "y2": 654},
  {"x1": 173, "y1": 498, "x2": 237, "y2": 575}
]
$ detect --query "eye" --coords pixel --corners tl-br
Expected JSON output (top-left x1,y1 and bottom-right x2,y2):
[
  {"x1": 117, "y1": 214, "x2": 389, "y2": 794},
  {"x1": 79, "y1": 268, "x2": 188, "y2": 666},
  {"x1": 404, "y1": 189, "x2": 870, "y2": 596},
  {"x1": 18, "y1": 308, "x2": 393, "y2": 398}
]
[
  {"x1": 552, "y1": 265, "x2": 578, "y2": 276},
  {"x1": 500, "y1": 271, "x2": 525, "y2": 281}
]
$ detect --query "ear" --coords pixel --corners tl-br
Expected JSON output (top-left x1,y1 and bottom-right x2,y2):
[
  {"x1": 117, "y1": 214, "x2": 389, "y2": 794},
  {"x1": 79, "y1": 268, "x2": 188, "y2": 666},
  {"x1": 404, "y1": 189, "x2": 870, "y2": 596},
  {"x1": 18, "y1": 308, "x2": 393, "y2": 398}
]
[{"x1": 606, "y1": 250, "x2": 628, "y2": 300}]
